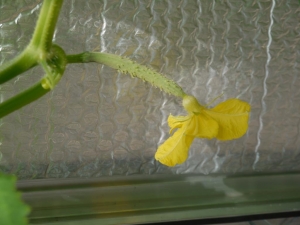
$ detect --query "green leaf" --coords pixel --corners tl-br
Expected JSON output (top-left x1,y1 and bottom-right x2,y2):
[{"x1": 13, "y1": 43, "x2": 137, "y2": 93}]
[{"x1": 0, "y1": 173, "x2": 30, "y2": 225}]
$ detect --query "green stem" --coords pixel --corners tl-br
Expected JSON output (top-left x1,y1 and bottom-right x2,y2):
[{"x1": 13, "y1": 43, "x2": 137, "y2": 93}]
[
  {"x1": 29, "y1": 0, "x2": 64, "y2": 52},
  {"x1": 0, "y1": 81, "x2": 49, "y2": 118},
  {"x1": 0, "y1": 0, "x2": 64, "y2": 84},
  {"x1": 0, "y1": 44, "x2": 67, "y2": 118},
  {"x1": 67, "y1": 52, "x2": 186, "y2": 98},
  {"x1": 66, "y1": 53, "x2": 85, "y2": 64},
  {"x1": 0, "y1": 51, "x2": 37, "y2": 84}
]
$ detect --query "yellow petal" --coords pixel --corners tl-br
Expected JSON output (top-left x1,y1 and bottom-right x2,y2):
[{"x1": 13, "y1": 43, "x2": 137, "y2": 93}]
[
  {"x1": 203, "y1": 99, "x2": 251, "y2": 140},
  {"x1": 168, "y1": 114, "x2": 190, "y2": 134},
  {"x1": 186, "y1": 114, "x2": 219, "y2": 139},
  {"x1": 155, "y1": 124, "x2": 194, "y2": 167}
]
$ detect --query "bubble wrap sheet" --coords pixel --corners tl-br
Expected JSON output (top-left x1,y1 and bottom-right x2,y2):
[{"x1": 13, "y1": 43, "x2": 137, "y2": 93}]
[{"x1": 0, "y1": 0, "x2": 299, "y2": 179}]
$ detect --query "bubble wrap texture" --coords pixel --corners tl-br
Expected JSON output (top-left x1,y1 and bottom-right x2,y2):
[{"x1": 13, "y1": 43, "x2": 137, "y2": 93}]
[{"x1": 0, "y1": 0, "x2": 300, "y2": 179}]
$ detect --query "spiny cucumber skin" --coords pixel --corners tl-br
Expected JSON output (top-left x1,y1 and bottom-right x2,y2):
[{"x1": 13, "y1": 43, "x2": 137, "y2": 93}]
[{"x1": 88, "y1": 52, "x2": 186, "y2": 98}]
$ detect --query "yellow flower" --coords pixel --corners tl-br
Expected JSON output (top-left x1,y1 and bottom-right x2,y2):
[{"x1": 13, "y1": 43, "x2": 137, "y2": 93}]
[{"x1": 155, "y1": 95, "x2": 251, "y2": 167}]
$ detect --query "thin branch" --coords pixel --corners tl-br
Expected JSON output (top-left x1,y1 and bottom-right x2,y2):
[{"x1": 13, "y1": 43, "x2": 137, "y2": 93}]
[
  {"x1": 0, "y1": 81, "x2": 49, "y2": 118},
  {"x1": 0, "y1": 51, "x2": 37, "y2": 84}
]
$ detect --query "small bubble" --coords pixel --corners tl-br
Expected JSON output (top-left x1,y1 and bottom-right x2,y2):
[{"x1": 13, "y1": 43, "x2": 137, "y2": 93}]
[{"x1": 97, "y1": 140, "x2": 112, "y2": 151}]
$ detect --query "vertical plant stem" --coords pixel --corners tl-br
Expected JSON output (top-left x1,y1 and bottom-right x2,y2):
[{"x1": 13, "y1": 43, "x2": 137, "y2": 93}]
[
  {"x1": 29, "y1": 0, "x2": 64, "y2": 52},
  {"x1": 0, "y1": 0, "x2": 64, "y2": 84}
]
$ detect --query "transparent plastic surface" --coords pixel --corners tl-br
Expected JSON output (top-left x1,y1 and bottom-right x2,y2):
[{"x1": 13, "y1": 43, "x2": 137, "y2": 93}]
[
  {"x1": 1, "y1": 0, "x2": 300, "y2": 179},
  {"x1": 17, "y1": 173, "x2": 300, "y2": 224},
  {"x1": 215, "y1": 217, "x2": 300, "y2": 225}
]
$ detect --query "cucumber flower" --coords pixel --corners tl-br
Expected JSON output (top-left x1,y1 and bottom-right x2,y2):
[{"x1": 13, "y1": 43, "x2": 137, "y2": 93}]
[{"x1": 155, "y1": 95, "x2": 251, "y2": 167}]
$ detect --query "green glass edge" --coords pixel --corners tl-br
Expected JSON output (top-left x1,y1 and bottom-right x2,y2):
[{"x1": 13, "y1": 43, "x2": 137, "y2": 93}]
[{"x1": 17, "y1": 172, "x2": 300, "y2": 224}]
